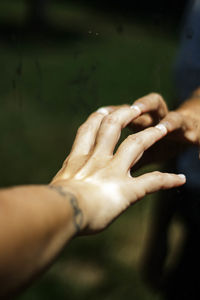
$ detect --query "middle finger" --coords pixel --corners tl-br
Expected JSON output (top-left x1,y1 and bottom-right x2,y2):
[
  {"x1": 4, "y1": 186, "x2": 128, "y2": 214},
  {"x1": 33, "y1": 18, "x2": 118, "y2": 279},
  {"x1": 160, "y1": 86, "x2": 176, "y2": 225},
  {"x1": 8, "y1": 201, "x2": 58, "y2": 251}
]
[
  {"x1": 93, "y1": 106, "x2": 141, "y2": 156},
  {"x1": 111, "y1": 124, "x2": 167, "y2": 173}
]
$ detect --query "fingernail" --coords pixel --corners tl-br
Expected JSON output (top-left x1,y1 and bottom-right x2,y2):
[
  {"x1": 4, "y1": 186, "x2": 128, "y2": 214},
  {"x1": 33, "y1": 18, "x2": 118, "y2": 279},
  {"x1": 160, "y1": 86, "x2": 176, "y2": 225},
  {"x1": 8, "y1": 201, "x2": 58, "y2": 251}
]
[
  {"x1": 155, "y1": 124, "x2": 167, "y2": 135},
  {"x1": 96, "y1": 107, "x2": 109, "y2": 115},
  {"x1": 132, "y1": 102, "x2": 145, "y2": 109},
  {"x1": 130, "y1": 104, "x2": 141, "y2": 114},
  {"x1": 161, "y1": 121, "x2": 170, "y2": 128},
  {"x1": 178, "y1": 174, "x2": 186, "y2": 181}
]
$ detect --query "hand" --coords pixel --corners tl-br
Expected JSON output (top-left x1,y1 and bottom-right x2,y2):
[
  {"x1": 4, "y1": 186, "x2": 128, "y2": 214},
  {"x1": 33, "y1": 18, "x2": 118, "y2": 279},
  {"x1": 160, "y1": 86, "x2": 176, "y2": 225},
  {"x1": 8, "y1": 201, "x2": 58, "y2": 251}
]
[
  {"x1": 51, "y1": 107, "x2": 185, "y2": 234},
  {"x1": 129, "y1": 92, "x2": 200, "y2": 145},
  {"x1": 102, "y1": 92, "x2": 200, "y2": 166},
  {"x1": 104, "y1": 93, "x2": 169, "y2": 129},
  {"x1": 130, "y1": 92, "x2": 169, "y2": 129}
]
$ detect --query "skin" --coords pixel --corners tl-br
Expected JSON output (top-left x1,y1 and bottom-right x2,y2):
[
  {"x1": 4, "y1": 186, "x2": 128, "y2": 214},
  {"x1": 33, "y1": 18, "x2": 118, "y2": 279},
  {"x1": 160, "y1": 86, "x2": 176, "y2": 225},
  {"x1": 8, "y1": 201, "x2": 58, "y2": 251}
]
[
  {"x1": 0, "y1": 105, "x2": 186, "y2": 297},
  {"x1": 118, "y1": 90, "x2": 200, "y2": 289},
  {"x1": 103, "y1": 90, "x2": 200, "y2": 166},
  {"x1": 131, "y1": 90, "x2": 200, "y2": 145}
]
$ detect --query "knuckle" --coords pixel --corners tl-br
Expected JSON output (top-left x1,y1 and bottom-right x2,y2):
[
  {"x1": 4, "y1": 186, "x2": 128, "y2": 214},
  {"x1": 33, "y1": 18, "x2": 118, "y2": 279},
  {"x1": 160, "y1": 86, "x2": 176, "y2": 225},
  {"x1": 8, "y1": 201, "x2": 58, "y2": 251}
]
[
  {"x1": 103, "y1": 114, "x2": 118, "y2": 125},
  {"x1": 149, "y1": 93, "x2": 168, "y2": 117},
  {"x1": 65, "y1": 155, "x2": 76, "y2": 167},
  {"x1": 78, "y1": 122, "x2": 92, "y2": 133},
  {"x1": 122, "y1": 104, "x2": 130, "y2": 108},
  {"x1": 149, "y1": 93, "x2": 166, "y2": 109},
  {"x1": 91, "y1": 111, "x2": 102, "y2": 118},
  {"x1": 150, "y1": 92, "x2": 163, "y2": 101},
  {"x1": 77, "y1": 124, "x2": 86, "y2": 134},
  {"x1": 152, "y1": 171, "x2": 162, "y2": 179},
  {"x1": 61, "y1": 158, "x2": 69, "y2": 169},
  {"x1": 78, "y1": 112, "x2": 104, "y2": 134},
  {"x1": 127, "y1": 134, "x2": 142, "y2": 145}
]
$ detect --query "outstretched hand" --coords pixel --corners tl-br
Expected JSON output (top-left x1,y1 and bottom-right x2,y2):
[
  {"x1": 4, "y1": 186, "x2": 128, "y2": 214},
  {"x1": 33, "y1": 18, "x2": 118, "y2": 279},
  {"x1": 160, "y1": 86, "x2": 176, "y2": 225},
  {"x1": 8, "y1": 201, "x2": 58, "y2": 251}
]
[{"x1": 51, "y1": 106, "x2": 185, "y2": 235}]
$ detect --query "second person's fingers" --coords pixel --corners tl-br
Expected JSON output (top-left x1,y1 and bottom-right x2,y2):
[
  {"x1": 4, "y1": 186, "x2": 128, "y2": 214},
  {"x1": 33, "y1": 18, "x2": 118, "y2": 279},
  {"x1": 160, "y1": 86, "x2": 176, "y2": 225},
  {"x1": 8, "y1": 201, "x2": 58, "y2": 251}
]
[
  {"x1": 129, "y1": 93, "x2": 169, "y2": 129},
  {"x1": 132, "y1": 93, "x2": 168, "y2": 117}
]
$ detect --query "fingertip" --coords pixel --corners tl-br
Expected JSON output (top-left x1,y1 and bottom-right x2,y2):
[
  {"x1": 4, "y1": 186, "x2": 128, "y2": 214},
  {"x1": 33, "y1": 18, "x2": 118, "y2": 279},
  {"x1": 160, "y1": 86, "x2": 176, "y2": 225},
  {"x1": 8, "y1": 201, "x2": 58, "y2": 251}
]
[
  {"x1": 178, "y1": 174, "x2": 186, "y2": 182},
  {"x1": 159, "y1": 120, "x2": 172, "y2": 131},
  {"x1": 155, "y1": 124, "x2": 167, "y2": 135},
  {"x1": 130, "y1": 104, "x2": 142, "y2": 114}
]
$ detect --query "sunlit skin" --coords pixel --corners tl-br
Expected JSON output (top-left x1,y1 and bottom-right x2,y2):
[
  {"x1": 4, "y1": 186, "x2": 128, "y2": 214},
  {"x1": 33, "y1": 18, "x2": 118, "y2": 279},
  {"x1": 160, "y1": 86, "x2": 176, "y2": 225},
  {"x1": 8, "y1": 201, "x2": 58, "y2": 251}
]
[
  {"x1": 0, "y1": 104, "x2": 186, "y2": 297},
  {"x1": 51, "y1": 106, "x2": 185, "y2": 233}
]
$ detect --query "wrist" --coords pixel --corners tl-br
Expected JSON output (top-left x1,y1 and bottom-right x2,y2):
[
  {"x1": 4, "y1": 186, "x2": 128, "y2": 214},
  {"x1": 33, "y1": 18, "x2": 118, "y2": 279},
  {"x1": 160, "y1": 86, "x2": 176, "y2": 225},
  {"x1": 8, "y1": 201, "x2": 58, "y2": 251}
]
[{"x1": 49, "y1": 181, "x2": 89, "y2": 236}]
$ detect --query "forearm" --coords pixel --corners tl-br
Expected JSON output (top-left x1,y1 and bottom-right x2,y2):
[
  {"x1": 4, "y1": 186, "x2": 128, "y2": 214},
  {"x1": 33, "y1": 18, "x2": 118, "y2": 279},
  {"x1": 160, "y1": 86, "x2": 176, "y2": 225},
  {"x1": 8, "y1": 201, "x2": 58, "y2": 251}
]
[
  {"x1": 0, "y1": 184, "x2": 84, "y2": 297},
  {"x1": 0, "y1": 105, "x2": 186, "y2": 297}
]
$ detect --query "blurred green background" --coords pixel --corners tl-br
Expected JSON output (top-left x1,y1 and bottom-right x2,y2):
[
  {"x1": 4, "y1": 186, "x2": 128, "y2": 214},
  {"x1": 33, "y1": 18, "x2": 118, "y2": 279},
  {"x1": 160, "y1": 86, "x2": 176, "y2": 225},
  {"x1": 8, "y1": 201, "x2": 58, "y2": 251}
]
[{"x1": 0, "y1": 1, "x2": 186, "y2": 299}]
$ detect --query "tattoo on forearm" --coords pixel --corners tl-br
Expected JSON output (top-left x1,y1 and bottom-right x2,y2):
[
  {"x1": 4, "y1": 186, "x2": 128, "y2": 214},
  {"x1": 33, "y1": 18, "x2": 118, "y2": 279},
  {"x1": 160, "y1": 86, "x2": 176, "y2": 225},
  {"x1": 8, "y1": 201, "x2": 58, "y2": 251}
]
[
  {"x1": 70, "y1": 197, "x2": 83, "y2": 233},
  {"x1": 49, "y1": 185, "x2": 66, "y2": 197},
  {"x1": 49, "y1": 185, "x2": 83, "y2": 233}
]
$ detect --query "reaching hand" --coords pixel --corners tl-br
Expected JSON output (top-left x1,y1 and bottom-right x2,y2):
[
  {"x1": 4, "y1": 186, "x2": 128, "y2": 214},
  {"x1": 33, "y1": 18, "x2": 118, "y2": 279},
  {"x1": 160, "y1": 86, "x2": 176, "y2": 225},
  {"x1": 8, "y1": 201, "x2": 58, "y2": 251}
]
[{"x1": 51, "y1": 106, "x2": 186, "y2": 234}]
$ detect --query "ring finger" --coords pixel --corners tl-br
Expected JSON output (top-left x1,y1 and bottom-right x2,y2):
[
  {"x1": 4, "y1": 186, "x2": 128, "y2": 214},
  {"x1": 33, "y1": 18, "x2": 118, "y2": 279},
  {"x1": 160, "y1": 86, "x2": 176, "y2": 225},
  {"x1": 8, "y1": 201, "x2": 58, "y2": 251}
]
[{"x1": 111, "y1": 124, "x2": 167, "y2": 173}]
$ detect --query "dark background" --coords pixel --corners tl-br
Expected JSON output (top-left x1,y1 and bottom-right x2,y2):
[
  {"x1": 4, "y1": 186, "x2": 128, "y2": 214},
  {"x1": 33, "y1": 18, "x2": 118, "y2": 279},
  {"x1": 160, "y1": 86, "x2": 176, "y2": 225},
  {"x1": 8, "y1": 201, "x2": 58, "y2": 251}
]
[{"x1": 0, "y1": 1, "x2": 187, "y2": 299}]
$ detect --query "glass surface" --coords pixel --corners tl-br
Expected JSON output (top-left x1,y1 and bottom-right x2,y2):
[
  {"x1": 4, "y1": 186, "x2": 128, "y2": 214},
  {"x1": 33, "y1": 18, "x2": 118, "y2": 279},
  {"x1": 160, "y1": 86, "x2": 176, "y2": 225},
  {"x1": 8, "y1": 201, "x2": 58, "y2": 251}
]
[{"x1": 0, "y1": 1, "x2": 187, "y2": 299}]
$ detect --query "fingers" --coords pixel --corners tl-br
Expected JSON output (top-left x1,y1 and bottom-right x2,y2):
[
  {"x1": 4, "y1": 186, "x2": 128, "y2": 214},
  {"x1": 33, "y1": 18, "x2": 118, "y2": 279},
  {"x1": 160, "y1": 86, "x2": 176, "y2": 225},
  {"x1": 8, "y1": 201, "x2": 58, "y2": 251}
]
[
  {"x1": 158, "y1": 111, "x2": 183, "y2": 133},
  {"x1": 111, "y1": 124, "x2": 167, "y2": 173},
  {"x1": 97, "y1": 93, "x2": 168, "y2": 117},
  {"x1": 70, "y1": 110, "x2": 109, "y2": 157},
  {"x1": 93, "y1": 106, "x2": 142, "y2": 156},
  {"x1": 96, "y1": 104, "x2": 128, "y2": 113},
  {"x1": 130, "y1": 93, "x2": 169, "y2": 128},
  {"x1": 132, "y1": 93, "x2": 168, "y2": 117},
  {"x1": 129, "y1": 114, "x2": 155, "y2": 129},
  {"x1": 95, "y1": 93, "x2": 168, "y2": 129},
  {"x1": 130, "y1": 171, "x2": 186, "y2": 201}
]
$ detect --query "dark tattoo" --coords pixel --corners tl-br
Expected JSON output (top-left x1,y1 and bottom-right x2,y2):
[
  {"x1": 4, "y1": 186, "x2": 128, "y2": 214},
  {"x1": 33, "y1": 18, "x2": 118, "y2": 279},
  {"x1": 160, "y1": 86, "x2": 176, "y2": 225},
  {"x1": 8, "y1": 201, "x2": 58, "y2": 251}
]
[
  {"x1": 70, "y1": 197, "x2": 84, "y2": 233},
  {"x1": 49, "y1": 185, "x2": 83, "y2": 233},
  {"x1": 49, "y1": 185, "x2": 67, "y2": 197}
]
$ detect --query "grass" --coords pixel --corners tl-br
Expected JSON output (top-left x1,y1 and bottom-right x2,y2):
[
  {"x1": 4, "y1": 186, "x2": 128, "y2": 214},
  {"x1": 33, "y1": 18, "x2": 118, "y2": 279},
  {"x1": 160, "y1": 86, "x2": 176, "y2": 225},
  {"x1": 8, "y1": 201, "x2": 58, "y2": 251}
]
[{"x1": 0, "y1": 1, "x2": 180, "y2": 299}]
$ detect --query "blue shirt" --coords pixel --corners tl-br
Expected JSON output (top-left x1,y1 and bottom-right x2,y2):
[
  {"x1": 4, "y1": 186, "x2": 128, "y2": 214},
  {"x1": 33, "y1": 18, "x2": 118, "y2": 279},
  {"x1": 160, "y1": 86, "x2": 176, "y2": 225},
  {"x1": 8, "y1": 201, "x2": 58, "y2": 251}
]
[{"x1": 174, "y1": 0, "x2": 200, "y2": 190}]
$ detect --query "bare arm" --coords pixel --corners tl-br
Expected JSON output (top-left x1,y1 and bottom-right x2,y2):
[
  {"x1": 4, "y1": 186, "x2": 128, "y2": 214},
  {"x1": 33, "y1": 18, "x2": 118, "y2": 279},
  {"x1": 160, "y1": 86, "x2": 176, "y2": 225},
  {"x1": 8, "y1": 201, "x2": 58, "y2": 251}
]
[
  {"x1": 0, "y1": 185, "x2": 82, "y2": 297},
  {"x1": 0, "y1": 106, "x2": 185, "y2": 297}
]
